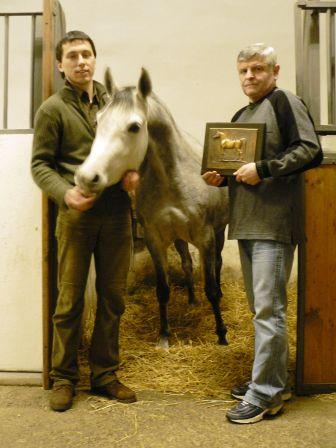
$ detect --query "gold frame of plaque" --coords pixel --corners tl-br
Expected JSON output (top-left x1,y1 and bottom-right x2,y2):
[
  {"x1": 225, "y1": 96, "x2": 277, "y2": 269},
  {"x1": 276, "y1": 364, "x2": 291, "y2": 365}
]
[{"x1": 201, "y1": 122, "x2": 265, "y2": 175}]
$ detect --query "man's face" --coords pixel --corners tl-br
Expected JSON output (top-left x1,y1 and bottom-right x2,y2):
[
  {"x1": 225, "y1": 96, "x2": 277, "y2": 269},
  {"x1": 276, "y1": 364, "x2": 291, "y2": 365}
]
[
  {"x1": 58, "y1": 39, "x2": 96, "y2": 89},
  {"x1": 237, "y1": 56, "x2": 280, "y2": 103}
]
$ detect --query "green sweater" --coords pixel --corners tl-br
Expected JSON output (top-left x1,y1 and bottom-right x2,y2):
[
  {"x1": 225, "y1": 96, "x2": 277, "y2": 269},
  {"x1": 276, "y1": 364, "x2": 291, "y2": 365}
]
[{"x1": 31, "y1": 80, "x2": 123, "y2": 208}]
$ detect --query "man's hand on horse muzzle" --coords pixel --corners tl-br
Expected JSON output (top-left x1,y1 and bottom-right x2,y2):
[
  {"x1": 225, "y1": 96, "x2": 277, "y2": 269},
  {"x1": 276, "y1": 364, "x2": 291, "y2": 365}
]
[{"x1": 64, "y1": 186, "x2": 97, "y2": 211}]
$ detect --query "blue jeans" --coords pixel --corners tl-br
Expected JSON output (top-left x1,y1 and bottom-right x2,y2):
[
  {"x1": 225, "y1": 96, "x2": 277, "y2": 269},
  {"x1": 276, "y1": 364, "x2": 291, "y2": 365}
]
[{"x1": 238, "y1": 239, "x2": 295, "y2": 409}]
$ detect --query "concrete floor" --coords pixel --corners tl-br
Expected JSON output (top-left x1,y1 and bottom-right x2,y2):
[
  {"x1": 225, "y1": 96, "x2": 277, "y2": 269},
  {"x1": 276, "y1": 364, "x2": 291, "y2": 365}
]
[{"x1": 0, "y1": 386, "x2": 335, "y2": 448}]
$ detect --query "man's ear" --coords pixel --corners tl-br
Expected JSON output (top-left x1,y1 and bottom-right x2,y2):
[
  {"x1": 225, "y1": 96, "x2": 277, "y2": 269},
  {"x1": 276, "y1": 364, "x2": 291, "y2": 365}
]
[
  {"x1": 274, "y1": 64, "x2": 280, "y2": 79},
  {"x1": 57, "y1": 61, "x2": 64, "y2": 74}
]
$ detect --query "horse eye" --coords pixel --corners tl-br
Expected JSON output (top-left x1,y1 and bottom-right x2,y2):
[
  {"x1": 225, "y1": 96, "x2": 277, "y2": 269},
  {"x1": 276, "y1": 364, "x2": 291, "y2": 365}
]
[{"x1": 128, "y1": 123, "x2": 141, "y2": 133}]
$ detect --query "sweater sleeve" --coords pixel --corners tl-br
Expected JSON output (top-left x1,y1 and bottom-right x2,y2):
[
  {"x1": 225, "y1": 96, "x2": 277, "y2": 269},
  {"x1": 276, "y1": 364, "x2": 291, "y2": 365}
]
[
  {"x1": 31, "y1": 106, "x2": 72, "y2": 207},
  {"x1": 255, "y1": 90, "x2": 323, "y2": 179}
]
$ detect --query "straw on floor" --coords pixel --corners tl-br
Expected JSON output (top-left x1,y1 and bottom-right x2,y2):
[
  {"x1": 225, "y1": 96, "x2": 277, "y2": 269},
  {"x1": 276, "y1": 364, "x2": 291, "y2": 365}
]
[{"x1": 78, "y1": 247, "x2": 297, "y2": 399}]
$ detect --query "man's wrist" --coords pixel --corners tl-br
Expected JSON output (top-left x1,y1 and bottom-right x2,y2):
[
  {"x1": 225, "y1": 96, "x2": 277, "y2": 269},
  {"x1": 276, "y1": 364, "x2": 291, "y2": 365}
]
[{"x1": 256, "y1": 160, "x2": 271, "y2": 179}]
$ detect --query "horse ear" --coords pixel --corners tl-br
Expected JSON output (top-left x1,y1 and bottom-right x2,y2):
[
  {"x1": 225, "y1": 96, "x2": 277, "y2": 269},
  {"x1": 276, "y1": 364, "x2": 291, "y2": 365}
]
[
  {"x1": 138, "y1": 67, "x2": 152, "y2": 99},
  {"x1": 104, "y1": 67, "x2": 116, "y2": 96}
]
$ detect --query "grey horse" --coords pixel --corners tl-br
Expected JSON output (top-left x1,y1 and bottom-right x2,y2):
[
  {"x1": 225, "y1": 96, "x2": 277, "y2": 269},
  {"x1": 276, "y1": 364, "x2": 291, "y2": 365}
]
[{"x1": 76, "y1": 68, "x2": 229, "y2": 348}]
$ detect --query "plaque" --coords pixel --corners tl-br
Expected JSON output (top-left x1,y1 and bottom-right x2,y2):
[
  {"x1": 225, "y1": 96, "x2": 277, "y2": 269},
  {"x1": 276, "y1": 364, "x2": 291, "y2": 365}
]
[{"x1": 201, "y1": 122, "x2": 265, "y2": 176}]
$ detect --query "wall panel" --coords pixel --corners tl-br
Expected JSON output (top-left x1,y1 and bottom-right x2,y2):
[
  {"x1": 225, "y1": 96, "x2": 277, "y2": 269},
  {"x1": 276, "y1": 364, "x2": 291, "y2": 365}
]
[{"x1": 0, "y1": 133, "x2": 42, "y2": 372}]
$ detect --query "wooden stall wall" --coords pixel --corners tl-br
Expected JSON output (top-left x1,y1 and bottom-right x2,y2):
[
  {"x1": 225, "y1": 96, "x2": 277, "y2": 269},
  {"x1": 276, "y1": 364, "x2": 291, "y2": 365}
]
[{"x1": 297, "y1": 164, "x2": 336, "y2": 394}]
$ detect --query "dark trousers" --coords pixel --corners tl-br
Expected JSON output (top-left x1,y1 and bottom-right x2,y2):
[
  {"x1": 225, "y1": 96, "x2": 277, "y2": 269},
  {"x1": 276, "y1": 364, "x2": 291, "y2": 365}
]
[{"x1": 50, "y1": 192, "x2": 131, "y2": 387}]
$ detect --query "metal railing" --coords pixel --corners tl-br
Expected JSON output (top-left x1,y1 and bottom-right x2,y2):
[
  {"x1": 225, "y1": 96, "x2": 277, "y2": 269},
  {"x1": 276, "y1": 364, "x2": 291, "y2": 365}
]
[
  {"x1": 0, "y1": 12, "x2": 43, "y2": 130},
  {"x1": 295, "y1": 1, "x2": 336, "y2": 127}
]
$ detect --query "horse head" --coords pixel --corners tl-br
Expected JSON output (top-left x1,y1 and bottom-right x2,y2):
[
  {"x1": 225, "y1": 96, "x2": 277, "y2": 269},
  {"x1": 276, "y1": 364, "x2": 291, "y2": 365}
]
[{"x1": 75, "y1": 67, "x2": 152, "y2": 194}]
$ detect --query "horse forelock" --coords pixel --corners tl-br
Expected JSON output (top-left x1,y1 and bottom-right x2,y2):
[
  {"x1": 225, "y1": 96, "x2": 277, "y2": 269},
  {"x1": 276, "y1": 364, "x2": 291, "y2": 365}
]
[
  {"x1": 98, "y1": 86, "x2": 147, "y2": 125},
  {"x1": 102, "y1": 86, "x2": 175, "y2": 129},
  {"x1": 112, "y1": 86, "x2": 136, "y2": 110}
]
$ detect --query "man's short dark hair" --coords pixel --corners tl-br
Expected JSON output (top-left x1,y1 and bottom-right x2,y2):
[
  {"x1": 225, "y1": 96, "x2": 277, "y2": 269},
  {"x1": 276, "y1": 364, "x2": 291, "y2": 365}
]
[{"x1": 56, "y1": 30, "x2": 97, "y2": 62}]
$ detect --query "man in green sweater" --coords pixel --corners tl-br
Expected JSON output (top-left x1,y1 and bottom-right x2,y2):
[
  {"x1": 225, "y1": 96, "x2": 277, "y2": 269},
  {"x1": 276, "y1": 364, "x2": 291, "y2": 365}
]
[{"x1": 31, "y1": 30, "x2": 138, "y2": 412}]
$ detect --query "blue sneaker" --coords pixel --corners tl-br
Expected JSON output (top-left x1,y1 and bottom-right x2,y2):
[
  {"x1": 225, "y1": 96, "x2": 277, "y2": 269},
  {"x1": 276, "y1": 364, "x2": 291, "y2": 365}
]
[{"x1": 226, "y1": 400, "x2": 284, "y2": 424}]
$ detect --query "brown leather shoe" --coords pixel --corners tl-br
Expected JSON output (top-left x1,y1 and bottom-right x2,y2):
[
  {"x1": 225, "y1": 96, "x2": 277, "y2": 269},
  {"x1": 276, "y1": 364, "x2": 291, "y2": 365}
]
[
  {"x1": 92, "y1": 380, "x2": 137, "y2": 403},
  {"x1": 50, "y1": 384, "x2": 74, "y2": 412}
]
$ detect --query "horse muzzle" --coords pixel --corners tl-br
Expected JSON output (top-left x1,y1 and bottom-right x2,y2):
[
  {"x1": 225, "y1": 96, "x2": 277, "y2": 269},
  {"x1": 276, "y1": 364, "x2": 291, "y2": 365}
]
[{"x1": 74, "y1": 169, "x2": 106, "y2": 195}]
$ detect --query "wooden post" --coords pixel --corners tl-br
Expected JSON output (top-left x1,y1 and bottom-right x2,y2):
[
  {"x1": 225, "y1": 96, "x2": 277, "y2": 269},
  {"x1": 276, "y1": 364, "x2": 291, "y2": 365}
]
[{"x1": 41, "y1": 0, "x2": 65, "y2": 390}]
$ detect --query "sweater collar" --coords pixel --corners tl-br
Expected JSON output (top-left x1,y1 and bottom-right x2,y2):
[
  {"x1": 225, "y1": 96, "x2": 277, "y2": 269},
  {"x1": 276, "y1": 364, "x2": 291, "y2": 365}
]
[
  {"x1": 247, "y1": 86, "x2": 278, "y2": 108},
  {"x1": 60, "y1": 80, "x2": 109, "y2": 105}
]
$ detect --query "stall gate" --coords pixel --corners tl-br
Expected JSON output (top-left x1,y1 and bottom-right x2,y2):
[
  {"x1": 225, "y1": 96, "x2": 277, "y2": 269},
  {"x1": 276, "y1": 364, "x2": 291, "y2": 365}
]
[
  {"x1": 295, "y1": 0, "x2": 336, "y2": 394},
  {"x1": 0, "y1": 0, "x2": 65, "y2": 386}
]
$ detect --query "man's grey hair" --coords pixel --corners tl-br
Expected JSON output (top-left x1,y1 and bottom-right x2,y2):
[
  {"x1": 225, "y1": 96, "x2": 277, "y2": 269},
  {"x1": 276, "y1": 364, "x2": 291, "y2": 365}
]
[{"x1": 237, "y1": 43, "x2": 277, "y2": 67}]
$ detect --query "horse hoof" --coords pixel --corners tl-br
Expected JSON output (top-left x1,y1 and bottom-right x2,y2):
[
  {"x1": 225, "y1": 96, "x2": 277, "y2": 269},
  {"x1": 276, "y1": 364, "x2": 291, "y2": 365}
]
[
  {"x1": 218, "y1": 337, "x2": 228, "y2": 346},
  {"x1": 156, "y1": 337, "x2": 169, "y2": 350}
]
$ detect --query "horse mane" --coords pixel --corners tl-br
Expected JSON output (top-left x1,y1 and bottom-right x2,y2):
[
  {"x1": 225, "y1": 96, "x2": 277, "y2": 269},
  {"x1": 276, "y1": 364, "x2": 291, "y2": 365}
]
[
  {"x1": 147, "y1": 92, "x2": 202, "y2": 168},
  {"x1": 147, "y1": 92, "x2": 179, "y2": 135}
]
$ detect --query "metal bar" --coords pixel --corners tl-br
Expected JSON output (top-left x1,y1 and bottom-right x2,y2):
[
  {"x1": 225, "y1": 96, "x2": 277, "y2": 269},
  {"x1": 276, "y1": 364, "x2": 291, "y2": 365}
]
[
  {"x1": 0, "y1": 129, "x2": 34, "y2": 134},
  {"x1": 32, "y1": 15, "x2": 43, "y2": 126},
  {"x1": 302, "y1": 10, "x2": 321, "y2": 124},
  {"x1": 326, "y1": 10, "x2": 335, "y2": 123},
  {"x1": 3, "y1": 15, "x2": 9, "y2": 129},
  {"x1": 30, "y1": 15, "x2": 36, "y2": 128},
  {"x1": 315, "y1": 124, "x2": 336, "y2": 133},
  {"x1": 0, "y1": 13, "x2": 42, "y2": 17},
  {"x1": 297, "y1": 1, "x2": 336, "y2": 11},
  {"x1": 295, "y1": 5, "x2": 304, "y2": 98}
]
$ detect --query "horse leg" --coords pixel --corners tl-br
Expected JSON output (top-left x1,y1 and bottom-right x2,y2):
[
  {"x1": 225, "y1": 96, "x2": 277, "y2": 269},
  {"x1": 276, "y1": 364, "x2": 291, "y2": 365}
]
[
  {"x1": 200, "y1": 231, "x2": 228, "y2": 345},
  {"x1": 145, "y1": 233, "x2": 170, "y2": 349},
  {"x1": 215, "y1": 227, "x2": 226, "y2": 298},
  {"x1": 174, "y1": 239, "x2": 196, "y2": 305}
]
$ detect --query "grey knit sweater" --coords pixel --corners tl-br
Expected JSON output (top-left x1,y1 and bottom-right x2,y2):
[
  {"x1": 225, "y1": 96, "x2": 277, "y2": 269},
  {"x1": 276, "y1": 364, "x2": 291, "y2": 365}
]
[{"x1": 228, "y1": 87, "x2": 323, "y2": 244}]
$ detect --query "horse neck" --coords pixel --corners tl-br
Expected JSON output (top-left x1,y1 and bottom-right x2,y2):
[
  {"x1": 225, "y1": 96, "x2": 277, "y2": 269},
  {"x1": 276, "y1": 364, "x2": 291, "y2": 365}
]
[{"x1": 144, "y1": 94, "x2": 184, "y2": 176}]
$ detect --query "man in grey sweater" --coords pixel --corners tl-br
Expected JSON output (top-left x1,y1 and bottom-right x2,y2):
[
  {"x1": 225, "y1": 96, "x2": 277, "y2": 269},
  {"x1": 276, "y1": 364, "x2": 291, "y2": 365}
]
[
  {"x1": 31, "y1": 31, "x2": 138, "y2": 412},
  {"x1": 203, "y1": 43, "x2": 322, "y2": 424}
]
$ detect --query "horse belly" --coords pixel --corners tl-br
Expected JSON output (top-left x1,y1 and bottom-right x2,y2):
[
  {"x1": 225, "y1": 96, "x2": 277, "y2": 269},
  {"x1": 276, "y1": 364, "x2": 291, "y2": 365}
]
[{"x1": 147, "y1": 206, "x2": 196, "y2": 243}]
